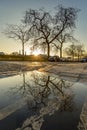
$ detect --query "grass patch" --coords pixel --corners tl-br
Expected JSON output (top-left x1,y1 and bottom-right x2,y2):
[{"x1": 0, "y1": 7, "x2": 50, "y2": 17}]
[{"x1": 0, "y1": 55, "x2": 48, "y2": 61}]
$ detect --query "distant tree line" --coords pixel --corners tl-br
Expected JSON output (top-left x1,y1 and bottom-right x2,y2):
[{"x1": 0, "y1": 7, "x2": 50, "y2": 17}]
[{"x1": 65, "y1": 43, "x2": 85, "y2": 61}]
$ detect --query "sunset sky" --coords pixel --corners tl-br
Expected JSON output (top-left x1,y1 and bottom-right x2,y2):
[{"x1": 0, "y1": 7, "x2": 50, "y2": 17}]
[{"x1": 0, "y1": 0, "x2": 87, "y2": 54}]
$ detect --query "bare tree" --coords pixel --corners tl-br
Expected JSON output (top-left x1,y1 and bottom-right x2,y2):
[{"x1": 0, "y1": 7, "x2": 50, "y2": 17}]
[
  {"x1": 76, "y1": 44, "x2": 85, "y2": 61},
  {"x1": 53, "y1": 32, "x2": 75, "y2": 58},
  {"x1": 23, "y1": 6, "x2": 78, "y2": 58},
  {"x1": 65, "y1": 43, "x2": 85, "y2": 61},
  {"x1": 65, "y1": 44, "x2": 76, "y2": 60},
  {"x1": 4, "y1": 24, "x2": 31, "y2": 55}
]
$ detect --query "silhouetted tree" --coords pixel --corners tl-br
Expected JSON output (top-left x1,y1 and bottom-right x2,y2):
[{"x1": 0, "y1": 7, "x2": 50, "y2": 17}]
[
  {"x1": 65, "y1": 44, "x2": 76, "y2": 60},
  {"x1": 65, "y1": 43, "x2": 85, "y2": 61},
  {"x1": 23, "y1": 6, "x2": 78, "y2": 58},
  {"x1": 4, "y1": 24, "x2": 31, "y2": 55},
  {"x1": 75, "y1": 44, "x2": 85, "y2": 61},
  {"x1": 53, "y1": 32, "x2": 76, "y2": 58}
]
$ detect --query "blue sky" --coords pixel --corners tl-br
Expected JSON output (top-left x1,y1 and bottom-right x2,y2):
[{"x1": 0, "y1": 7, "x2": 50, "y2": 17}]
[{"x1": 0, "y1": 0, "x2": 87, "y2": 54}]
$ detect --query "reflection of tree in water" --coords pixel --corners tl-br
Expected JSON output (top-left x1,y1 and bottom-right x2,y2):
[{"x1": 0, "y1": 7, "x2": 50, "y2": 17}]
[
  {"x1": 13, "y1": 71, "x2": 74, "y2": 130},
  {"x1": 59, "y1": 93, "x2": 75, "y2": 112}
]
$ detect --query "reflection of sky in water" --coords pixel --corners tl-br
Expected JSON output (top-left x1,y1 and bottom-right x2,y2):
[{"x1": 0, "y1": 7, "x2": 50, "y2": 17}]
[
  {"x1": 72, "y1": 83, "x2": 87, "y2": 106},
  {"x1": 0, "y1": 71, "x2": 87, "y2": 130}
]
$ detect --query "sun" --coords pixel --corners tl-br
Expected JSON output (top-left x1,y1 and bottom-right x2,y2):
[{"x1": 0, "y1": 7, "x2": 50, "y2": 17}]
[
  {"x1": 34, "y1": 53, "x2": 38, "y2": 56},
  {"x1": 33, "y1": 49, "x2": 42, "y2": 56},
  {"x1": 25, "y1": 48, "x2": 42, "y2": 56}
]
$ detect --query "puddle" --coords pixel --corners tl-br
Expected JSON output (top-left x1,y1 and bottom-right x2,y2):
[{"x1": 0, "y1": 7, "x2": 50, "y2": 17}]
[{"x1": 0, "y1": 71, "x2": 87, "y2": 130}]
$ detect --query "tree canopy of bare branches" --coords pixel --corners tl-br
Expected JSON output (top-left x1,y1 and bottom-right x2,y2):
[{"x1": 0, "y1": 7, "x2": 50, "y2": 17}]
[
  {"x1": 65, "y1": 43, "x2": 85, "y2": 61},
  {"x1": 4, "y1": 24, "x2": 31, "y2": 55},
  {"x1": 23, "y1": 6, "x2": 78, "y2": 57},
  {"x1": 4, "y1": 5, "x2": 79, "y2": 58}
]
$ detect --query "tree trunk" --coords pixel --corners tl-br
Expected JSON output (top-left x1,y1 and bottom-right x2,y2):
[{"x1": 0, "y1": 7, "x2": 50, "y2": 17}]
[
  {"x1": 60, "y1": 47, "x2": 62, "y2": 58},
  {"x1": 22, "y1": 42, "x2": 24, "y2": 56},
  {"x1": 47, "y1": 43, "x2": 50, "y2": 58},
  {"x1": 60, "y1": 43, "x2": 63, "y2": 58}
]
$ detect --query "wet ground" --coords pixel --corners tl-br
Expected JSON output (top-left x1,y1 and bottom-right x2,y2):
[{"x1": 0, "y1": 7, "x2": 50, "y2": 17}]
[
  {"x1": 0, "y1": 69, "x2": 87, "y2": 130},
  {"x1": 0, "y1": 61, "x2": 87, "y2": 83}
]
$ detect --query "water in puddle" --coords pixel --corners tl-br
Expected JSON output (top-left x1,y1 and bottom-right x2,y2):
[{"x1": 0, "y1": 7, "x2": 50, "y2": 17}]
[{"x1": 0, "y1": 70, "x2": 87, "y2": 130}]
